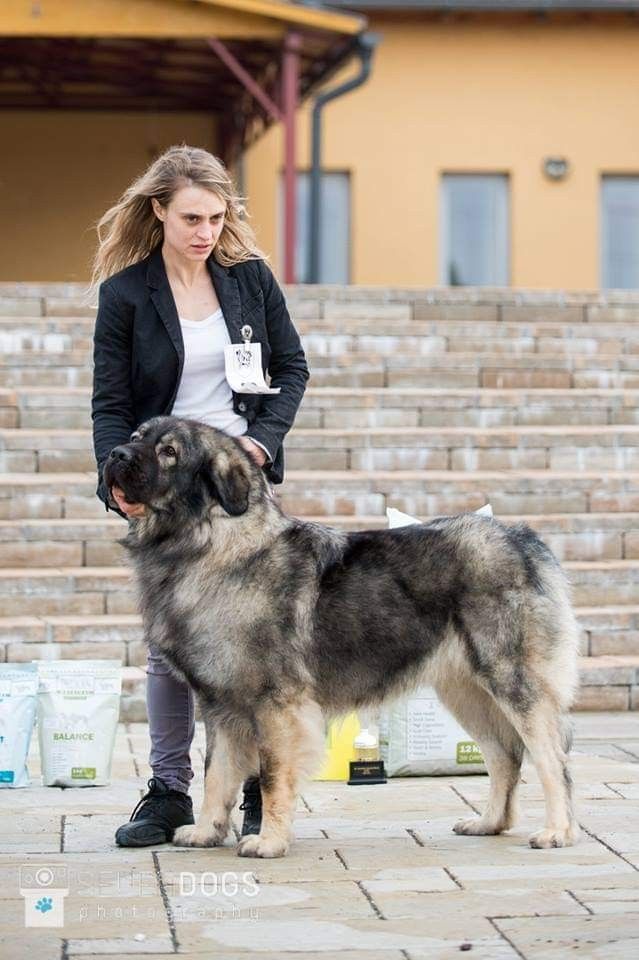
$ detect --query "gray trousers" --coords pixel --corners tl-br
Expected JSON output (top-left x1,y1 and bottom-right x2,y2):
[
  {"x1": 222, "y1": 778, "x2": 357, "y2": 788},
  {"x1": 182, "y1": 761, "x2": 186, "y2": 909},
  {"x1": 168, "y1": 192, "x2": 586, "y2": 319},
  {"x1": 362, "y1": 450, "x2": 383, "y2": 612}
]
[
  {"x1": 144, "y1": 474, "x2": 272, "y2": 794},
  {"x1": 147, "y1": 644, "x2": 195, "y2": 793}
]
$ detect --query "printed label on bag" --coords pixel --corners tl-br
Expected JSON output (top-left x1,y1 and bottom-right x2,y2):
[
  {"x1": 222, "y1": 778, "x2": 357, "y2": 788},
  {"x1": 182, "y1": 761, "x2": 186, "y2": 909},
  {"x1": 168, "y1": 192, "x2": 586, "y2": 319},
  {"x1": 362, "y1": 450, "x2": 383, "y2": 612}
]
[
  {"x1": 456, "y1": 741, "x2": 484, "y2": 764},
  {"x1": 71, "y1": 767, "x2": 96, "y2": 780}
]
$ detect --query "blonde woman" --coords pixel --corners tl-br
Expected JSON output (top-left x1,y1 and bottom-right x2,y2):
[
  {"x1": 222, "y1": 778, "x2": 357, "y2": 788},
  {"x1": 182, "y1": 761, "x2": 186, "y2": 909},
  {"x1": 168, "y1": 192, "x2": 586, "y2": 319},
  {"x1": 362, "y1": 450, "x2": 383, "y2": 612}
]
[{"x1": 91, "y1": 145, "x2": 309, "y2": 846}]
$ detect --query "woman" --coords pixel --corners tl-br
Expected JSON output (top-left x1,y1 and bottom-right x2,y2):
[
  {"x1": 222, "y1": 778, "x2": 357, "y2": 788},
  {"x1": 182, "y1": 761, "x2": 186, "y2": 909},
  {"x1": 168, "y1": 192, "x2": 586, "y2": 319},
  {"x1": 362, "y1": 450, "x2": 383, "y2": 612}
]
[{"x1": 91, "y1": 145, "x2": 309, "y2": 847}]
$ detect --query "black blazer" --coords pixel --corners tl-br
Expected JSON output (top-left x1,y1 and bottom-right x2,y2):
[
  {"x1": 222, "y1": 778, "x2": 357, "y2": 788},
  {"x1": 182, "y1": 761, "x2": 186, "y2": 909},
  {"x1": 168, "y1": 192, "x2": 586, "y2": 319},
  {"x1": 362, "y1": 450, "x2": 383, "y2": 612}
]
[{"x1": 91, "y1": 246, "x2": 309, "y2": 518}]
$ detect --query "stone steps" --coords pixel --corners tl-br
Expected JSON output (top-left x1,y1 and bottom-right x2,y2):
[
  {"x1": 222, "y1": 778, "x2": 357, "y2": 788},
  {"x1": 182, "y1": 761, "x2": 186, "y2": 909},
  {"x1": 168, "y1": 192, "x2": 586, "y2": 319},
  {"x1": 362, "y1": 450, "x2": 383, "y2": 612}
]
[
  {"x1": 0, "y1": 613, "x2": 144, "y2": 665},
  {"x1": 3, "y1": 386, "x2": 639, "y2": 430},
  {"x1": 0, "y1": 512, "x2": 636, "y2": 565},
  {"x1": 576, "y1": 605, "x2": 639, "y2": 657},
  {"x1": 7, "y1": 315, "x2": 639, "y2": 357},
  {"x1": 2, "y1": 288, "x2": 639, "y2": 321},
  {"x1": 2, "y1": 468, "x2": 639, "y2": 518},
  {"x1": 313, "y1": 353, "x2": 639, "y2": 391},
  {"x1": 2, "y1": 285, "x2": 639, "y2": 709},
  {"x1": 0, "y1": 566, "x2": 133, "y2": 616},
  {"x1": 3, "y1": 344, "x2": 639, "y2": 375},
  {"x1": 4, "y1": 349, "x2": 639, "y2": 390},
  {"x1": 6, "y1": 424, "x2": 639, "y2": 473}
]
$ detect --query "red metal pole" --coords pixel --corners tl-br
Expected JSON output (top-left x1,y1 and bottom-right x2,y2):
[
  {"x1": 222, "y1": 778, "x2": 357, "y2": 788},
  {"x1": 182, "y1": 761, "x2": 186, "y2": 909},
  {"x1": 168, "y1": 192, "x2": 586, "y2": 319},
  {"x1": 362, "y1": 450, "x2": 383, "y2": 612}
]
[
  {"x1": 282, "y1": 32, "x2": 301, "y2": 284},
  {"x1": 207, "y1": 38, "x2": 282, "y2": 123}
]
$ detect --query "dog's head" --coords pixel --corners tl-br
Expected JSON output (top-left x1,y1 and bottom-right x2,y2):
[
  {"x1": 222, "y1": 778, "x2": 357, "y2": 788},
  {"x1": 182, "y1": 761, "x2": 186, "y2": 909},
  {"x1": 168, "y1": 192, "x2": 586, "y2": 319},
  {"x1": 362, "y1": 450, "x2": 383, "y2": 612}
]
[{"x1": 103, "y1": 416, "x2": 259, "y2": 521}]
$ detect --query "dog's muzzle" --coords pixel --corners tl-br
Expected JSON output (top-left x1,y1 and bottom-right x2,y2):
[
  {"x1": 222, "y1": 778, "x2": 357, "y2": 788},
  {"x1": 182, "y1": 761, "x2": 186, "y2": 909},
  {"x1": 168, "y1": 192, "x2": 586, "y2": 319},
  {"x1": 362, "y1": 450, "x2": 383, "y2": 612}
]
[
  {"x1": 104, "y1": 443, "x2": 148, "y2": 501},
  {"x1": 109, "y1": 444, "x2": 135, "y2": 465}
]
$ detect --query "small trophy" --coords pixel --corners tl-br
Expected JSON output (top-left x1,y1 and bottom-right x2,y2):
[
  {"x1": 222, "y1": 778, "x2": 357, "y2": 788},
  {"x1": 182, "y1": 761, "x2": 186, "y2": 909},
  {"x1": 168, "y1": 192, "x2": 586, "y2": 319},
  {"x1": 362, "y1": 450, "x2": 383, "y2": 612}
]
[{"x1": 348, "y1": 726, "x2": 387, "y2": 785}]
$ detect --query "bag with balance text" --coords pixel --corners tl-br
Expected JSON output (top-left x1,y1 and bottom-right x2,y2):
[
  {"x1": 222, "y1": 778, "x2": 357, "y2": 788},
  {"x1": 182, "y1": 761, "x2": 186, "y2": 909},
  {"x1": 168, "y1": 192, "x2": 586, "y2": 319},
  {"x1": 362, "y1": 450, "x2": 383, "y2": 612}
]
[{"x1": 37, "y1": 660, "x2": 121, "y2": 787}]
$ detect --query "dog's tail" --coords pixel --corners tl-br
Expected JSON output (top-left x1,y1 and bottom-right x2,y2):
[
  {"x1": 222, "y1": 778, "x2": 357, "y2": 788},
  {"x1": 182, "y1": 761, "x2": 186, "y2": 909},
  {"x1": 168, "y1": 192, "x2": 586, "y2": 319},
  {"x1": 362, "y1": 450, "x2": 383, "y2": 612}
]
[{"x1": 535, "y1": 558, "x2": 581, "y2": 713}]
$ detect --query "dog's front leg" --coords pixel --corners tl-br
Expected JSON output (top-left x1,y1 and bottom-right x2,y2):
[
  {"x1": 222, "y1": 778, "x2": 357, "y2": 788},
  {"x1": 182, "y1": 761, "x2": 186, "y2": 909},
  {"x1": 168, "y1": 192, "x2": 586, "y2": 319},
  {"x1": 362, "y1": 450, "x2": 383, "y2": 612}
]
[
  {"x1": 174, "y1": 716, "x2": 257, "y2": 848},
  {"x1": 237, "y1": 699, "x2": 325, "y2": 859}
]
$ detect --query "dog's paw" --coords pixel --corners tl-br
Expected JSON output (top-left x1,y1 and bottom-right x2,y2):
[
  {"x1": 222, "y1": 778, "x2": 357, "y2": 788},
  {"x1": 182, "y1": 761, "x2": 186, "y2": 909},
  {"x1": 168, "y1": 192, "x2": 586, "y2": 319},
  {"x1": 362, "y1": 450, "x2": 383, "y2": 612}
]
[
  {"x1": 453, "y1": 817, "x2": 503, "y2": 836},
  {"x1": 172, "y1": 824, "x2": 226, "y2": 848},
  {"x1": 529, "y1": 824, "x2": 580, "y2": 849},
  {"x1": 236, "y1": 834, "x2": 289, "y2": 859}
]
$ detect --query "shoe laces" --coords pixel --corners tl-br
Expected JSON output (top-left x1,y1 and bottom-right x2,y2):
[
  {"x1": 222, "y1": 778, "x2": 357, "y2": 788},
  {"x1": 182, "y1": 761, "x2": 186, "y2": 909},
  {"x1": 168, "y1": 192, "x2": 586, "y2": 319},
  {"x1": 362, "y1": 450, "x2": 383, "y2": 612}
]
[{"x1": 129, "y1": 777, "x2": 186, "y2": 823}]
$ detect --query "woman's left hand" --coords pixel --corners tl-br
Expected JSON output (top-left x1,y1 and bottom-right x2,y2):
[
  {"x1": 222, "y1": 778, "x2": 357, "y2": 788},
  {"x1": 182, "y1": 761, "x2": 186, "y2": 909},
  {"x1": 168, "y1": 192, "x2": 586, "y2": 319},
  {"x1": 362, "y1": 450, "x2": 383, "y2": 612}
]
[{"x1": 237, "y1": 436, "x2": 267, "y2": 467}]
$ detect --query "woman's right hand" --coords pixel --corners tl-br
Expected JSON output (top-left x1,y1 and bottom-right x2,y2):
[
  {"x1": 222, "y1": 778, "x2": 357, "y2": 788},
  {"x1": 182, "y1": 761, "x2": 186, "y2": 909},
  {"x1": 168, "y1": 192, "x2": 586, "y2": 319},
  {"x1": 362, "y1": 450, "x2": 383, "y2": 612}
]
[{"x1": 110, "y1": 485, "x2": 146, "y2": 518}]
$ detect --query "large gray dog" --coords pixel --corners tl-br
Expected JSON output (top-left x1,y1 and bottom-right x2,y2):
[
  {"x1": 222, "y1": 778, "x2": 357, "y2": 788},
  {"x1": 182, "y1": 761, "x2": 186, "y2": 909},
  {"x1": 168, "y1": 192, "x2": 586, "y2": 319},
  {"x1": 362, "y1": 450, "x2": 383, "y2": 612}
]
[{"x1": 104, "y1": 415, "x2": 580, "y2": 858}]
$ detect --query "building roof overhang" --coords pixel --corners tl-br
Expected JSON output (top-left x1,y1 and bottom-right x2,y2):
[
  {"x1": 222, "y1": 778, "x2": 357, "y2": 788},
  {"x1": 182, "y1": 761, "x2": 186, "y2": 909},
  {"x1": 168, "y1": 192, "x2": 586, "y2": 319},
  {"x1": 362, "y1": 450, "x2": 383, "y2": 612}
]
[
  {"x1": 3, "y1": 0, "x2": 365, "y2": 38},
  {"x1": 325, "y1": 1, "x2": 639, "y2": 10},
  {"x1": 0, "y1": 0, "x2": 367, "y2": 134}
]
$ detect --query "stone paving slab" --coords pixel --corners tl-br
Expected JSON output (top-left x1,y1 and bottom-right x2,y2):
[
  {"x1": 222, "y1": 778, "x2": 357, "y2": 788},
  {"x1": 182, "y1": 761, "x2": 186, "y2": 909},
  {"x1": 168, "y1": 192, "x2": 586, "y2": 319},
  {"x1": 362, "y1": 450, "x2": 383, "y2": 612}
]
[
  {"x1": 3, "y1": 894, "x2": 170, "y2": 939},
  {"x1": 174, "y1": 916, "x2": 504, "y2": 954},
  {"x1": 494, "y1": 913, "x2": 639, "y2": 959},
  {"x1": 571, "y1": 883, "x2": 639, "y2": 913},
  {"x1": 360, "y1": 884, "x2": 584, "y2": 921},
  {"x1": 1, "y1": 936, "x2": 63, "y2": 960},
  {"x1": 0, "y1": 712, "x2": 637, "y2": 957},
  {"x1": 67, "y1": 953, "x2": 405, "y2": 960}
]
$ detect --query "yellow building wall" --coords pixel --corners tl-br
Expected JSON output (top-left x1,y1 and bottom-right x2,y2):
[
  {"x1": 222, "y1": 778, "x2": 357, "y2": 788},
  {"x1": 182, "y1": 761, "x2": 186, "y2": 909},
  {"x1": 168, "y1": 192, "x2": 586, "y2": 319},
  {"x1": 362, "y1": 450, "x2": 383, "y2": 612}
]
[
  {"x1": 245, "y1": 15, "x2": 639, "y2": 288},
  {"x1": 0, "y1": 111, "x2": 217, "y2": 281}
]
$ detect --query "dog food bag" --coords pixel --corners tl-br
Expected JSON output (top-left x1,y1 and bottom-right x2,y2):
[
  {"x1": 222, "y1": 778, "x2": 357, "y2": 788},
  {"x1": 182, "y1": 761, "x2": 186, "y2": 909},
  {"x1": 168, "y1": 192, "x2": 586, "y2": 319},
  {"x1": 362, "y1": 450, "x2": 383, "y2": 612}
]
[
  {"x1": 37, "y1": 660, "x2": 122, "y2": 787},
  {"x1": 0, "y1": 663, "x2": 38, "y2": 788},
  {"x1": 379, "y1": 506, "x2": 490, "y2": 776},
  {"x1": 378, "y1": 689, "x2": 486, "y2": 776}
]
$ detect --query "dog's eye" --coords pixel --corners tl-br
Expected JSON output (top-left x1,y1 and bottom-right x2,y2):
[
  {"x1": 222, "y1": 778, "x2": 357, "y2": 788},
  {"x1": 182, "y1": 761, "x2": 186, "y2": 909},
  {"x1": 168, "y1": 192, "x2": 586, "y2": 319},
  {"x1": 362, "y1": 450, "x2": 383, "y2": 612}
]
[{"x1": 163, "y1": 445, "x2": 177, "y2": 458}]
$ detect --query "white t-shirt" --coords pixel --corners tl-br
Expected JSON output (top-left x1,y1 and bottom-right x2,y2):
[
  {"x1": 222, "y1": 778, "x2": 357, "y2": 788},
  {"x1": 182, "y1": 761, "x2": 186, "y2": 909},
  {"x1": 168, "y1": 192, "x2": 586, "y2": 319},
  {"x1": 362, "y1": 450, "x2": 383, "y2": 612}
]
[{"x1": 171, "y1": 309, "x2": 248, "y2": 437}]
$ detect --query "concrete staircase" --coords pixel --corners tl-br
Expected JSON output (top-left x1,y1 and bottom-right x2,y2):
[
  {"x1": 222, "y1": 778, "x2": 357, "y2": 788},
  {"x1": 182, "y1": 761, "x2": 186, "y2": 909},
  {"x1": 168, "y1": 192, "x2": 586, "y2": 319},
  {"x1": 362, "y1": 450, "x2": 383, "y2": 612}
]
[{"x1": 1, "y1": 283, "x2": 639, "y2": 717}]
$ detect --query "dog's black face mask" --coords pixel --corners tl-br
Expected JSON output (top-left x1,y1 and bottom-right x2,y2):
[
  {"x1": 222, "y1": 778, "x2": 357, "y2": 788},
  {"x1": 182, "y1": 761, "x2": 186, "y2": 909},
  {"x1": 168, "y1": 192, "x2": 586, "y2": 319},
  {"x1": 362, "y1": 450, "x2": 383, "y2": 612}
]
[
  {"x1": 103, "y1": 426, "x2": 165, "y2": 507},
  {"x1": 104, "y1": 416, "x2": 251, "y2": 518}
]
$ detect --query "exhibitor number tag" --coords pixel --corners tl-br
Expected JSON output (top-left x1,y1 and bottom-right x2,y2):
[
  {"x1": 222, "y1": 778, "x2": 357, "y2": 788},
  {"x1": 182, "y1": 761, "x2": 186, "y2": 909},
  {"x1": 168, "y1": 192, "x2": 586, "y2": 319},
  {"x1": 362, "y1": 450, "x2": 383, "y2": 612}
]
[{"x1": 224, "y1": 325, "x2": 280, "y2": 395}]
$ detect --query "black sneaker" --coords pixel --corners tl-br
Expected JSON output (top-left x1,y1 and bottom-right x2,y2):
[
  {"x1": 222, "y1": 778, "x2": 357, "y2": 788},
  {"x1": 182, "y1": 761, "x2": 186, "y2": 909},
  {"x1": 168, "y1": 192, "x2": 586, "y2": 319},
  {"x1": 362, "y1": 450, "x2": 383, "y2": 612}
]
[
  {"x1": 239, "y1": 776, "x2": 262, "y2": 836},
  {"x1": 115, "y1": 777, "x2": 194, "y2": 847}
]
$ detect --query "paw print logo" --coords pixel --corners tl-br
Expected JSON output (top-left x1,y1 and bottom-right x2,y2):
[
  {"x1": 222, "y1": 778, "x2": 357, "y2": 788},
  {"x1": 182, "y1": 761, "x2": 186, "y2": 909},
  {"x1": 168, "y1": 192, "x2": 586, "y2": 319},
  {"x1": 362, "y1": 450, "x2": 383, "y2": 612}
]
[{"x1": 35, "y1": 897, "x2": 53, "y2": 914}]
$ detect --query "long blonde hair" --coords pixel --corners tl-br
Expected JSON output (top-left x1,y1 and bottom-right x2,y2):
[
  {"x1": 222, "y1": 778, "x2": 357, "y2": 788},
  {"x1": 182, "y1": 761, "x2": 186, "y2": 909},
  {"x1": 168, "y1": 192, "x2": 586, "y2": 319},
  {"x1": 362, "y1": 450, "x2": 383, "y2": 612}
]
[{"x1": 89, "y1": 145, "x2": 264, "y2": 299}]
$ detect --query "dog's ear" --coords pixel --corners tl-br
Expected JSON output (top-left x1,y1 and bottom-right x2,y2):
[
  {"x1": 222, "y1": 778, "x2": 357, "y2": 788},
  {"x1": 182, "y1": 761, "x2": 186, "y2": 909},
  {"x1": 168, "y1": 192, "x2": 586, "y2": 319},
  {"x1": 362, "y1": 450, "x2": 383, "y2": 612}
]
[{"x1": 204, "y1": 450, "x2": 250, "y2": 516}]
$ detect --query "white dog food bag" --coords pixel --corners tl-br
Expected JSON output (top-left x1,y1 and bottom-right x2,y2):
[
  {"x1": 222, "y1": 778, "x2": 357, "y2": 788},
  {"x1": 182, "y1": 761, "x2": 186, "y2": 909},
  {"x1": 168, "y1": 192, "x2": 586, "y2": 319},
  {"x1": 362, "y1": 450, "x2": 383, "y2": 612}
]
[
  {"x1": 379, "y1": 506, "x2": 491, "y2": 776},
  {"x1": 0, "y1": 663, "x2": 38, "y2": 788},
  {"x1": 37, "y1": 660, "x2": 122, "y2": 787}
]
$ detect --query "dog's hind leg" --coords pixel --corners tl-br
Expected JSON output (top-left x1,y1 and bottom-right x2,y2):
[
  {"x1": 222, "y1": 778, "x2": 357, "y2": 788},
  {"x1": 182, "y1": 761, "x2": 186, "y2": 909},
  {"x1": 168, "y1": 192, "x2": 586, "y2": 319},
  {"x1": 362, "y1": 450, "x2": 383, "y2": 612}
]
[
  {"x1": 436, "y1": 680, "x2": 524, "y2": 836},
  {"x1": 502, "y1": 697, "x2": 579, "y2": 849},
  {"x1": 237, "y1": 699, "x2": 325, "y2": 859},
  {"x1": 174, "y1": 715, "x2": 257, "y2": 848}
]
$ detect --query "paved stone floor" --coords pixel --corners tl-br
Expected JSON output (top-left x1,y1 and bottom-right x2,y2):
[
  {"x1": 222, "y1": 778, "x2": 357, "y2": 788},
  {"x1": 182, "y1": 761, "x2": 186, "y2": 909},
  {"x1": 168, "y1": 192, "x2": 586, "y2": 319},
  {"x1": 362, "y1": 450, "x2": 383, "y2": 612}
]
[{"x1": 1, "y1": 712, "x2": 638, "y2": 959}]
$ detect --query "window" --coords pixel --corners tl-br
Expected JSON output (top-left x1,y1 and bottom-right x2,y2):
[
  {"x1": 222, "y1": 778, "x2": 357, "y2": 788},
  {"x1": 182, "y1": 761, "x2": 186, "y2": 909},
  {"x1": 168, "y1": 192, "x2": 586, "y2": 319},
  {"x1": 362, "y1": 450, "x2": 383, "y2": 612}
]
[
  {"x1": 279, "y1": 172, "x2": 350, "y2": 283},
  {"x1": 441, "y1": 174, "x2": 509, "y2": 286},
  {"x1": 601, "y1": 177, "x2": 639, "y2": 289}
]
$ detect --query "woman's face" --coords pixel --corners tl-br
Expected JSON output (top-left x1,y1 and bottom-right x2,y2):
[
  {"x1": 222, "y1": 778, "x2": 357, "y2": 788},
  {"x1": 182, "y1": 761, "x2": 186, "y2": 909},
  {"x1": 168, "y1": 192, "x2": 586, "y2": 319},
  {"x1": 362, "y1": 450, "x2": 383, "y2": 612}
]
[{"x1": 152, "y1": 185, "x2": 226, "y2": 262}]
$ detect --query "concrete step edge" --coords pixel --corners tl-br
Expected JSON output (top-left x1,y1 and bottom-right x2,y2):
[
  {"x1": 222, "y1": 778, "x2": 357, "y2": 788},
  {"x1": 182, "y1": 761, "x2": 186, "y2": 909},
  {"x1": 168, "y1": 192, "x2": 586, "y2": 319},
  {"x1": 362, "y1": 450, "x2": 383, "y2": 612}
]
[
  {"x1": 0, "y1": 511, "x2": 637, "y2": 529},
  {"x1": 4, "y1": 386, "x2": 639, "y2": 399},
  {"x1": 5, "y1": 468, "x2": 639, "y2": 483},
  {"x1": 0, "y1": 560, "x2": 638, "y2": 579},
  {"x1": 6, "y1": 425, "x2": 639, "y2": 439}
]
